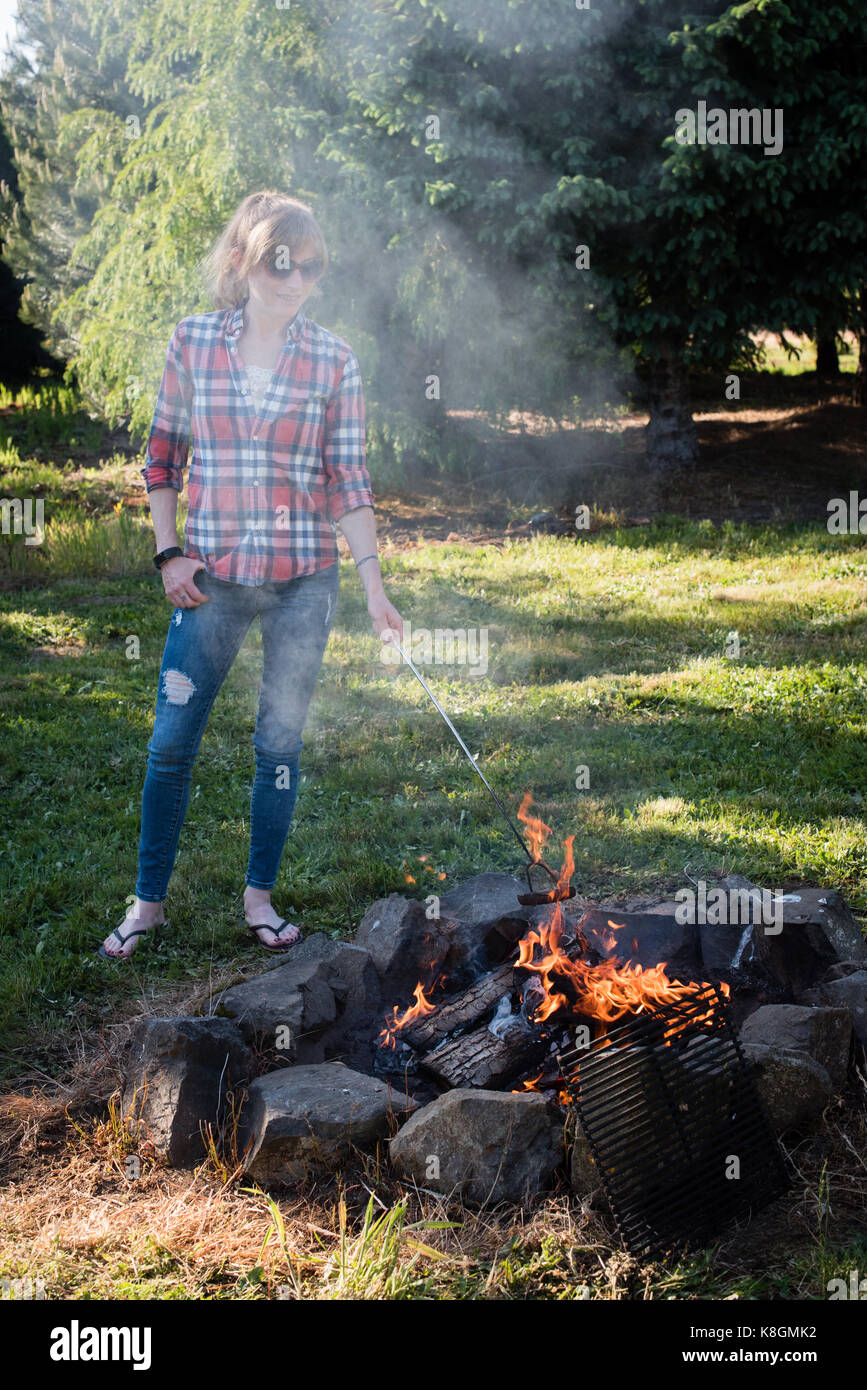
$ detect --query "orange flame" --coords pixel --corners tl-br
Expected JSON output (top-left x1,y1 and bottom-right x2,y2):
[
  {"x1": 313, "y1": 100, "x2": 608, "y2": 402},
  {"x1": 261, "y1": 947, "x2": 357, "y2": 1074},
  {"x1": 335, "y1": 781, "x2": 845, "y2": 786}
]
[
  {"x1": 517, "y1": 792, "x2": 552, "y2": 863},
  {"x1": 514, "y1": 1070, "x2": 545, "y2": 1093},
  {"x1": 517, "y1": 906, "x2": 729, "y2": 1027},
  {"x1": 379, "y1": 980, "x2": 438, "y2": 1049}
]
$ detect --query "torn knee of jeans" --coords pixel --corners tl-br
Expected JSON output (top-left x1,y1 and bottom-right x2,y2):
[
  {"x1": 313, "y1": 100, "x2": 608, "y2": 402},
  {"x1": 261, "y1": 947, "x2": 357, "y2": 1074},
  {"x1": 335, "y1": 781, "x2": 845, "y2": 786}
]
[{"x1": 163, "y1": 668, "x2": 196, "y2": 705}]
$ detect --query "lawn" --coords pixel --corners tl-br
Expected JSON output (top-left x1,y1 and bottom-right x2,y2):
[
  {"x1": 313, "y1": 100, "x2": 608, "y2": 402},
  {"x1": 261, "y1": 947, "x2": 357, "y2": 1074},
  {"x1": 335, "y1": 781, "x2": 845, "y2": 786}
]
[{"x1": 1, "y1": 382, "x2": 866, "y2": 1300}]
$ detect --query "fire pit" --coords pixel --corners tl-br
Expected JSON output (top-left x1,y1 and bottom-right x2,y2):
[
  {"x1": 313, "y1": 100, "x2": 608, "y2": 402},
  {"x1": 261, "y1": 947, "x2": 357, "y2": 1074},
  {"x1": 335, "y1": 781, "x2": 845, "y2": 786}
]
[{"x1": 123, "y1": 834, "x2": 866, "y2": 1255}]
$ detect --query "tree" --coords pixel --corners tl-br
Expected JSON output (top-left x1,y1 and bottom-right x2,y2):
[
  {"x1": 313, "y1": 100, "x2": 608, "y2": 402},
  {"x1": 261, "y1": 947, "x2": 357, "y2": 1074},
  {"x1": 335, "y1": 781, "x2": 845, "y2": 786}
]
[
  {"x1": 327, "y1": 0, "x2": 867, "y2": 470},
  {"x1": 0, "y1": 113, "x2": 58, "y2": 381}
]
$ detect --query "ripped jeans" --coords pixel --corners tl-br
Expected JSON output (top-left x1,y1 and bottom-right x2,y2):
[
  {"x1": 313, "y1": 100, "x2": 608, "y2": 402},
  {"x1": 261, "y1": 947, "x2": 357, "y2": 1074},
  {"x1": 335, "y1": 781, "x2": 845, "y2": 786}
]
[{"x1": 135, "y1": 562, "x2": 339, "y2": 901}]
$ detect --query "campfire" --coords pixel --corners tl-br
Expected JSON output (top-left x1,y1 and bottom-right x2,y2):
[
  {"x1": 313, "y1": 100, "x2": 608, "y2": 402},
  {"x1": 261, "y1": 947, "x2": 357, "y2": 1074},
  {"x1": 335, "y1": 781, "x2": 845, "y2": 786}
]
[
  {"x1": 375, "y1": 795, "x2": 731, "y2": 1102},
  {"x1": 126, "y1": 787, "x2": 864, "y2": 1256},
  {"x1": 368, "y1": 796, "x2": 792, "y2": 1253},
  {"x1": 377, "y1": 806, "x2": 733, "y2": 1095}
]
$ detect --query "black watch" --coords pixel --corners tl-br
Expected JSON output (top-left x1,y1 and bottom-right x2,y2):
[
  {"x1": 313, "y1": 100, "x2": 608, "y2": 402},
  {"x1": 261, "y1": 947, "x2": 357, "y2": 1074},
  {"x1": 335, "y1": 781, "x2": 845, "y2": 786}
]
[{"x1": 153, "y1": 546, "x2": 185, "y2": 571}]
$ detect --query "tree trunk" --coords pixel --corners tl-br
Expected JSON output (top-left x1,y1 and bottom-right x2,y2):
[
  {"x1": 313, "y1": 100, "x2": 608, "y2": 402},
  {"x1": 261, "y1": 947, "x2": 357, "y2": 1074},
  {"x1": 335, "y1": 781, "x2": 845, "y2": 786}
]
[
  {"x1": 815, "y1": 332, "x2": 840, "y2": 376},
  {"x1": 645, "y1": 339, "x2": 699, "y2": 472},
  {"x1": 855, "y1": 322, "x2": 867, "y2": 407}
]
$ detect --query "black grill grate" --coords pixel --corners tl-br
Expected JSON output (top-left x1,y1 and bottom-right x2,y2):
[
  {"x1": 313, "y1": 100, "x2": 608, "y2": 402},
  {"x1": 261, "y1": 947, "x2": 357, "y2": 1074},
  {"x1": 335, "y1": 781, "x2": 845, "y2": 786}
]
[{"x1": 557, "y1": 984, "x2": 789, "y2": 1259}]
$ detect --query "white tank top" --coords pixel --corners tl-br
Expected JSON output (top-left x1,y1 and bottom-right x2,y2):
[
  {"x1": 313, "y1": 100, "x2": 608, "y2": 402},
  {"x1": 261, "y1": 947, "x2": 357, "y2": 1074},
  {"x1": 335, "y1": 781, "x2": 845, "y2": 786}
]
[{"x1": 243, "y1": 362, "x2": 275, "y2": 414}]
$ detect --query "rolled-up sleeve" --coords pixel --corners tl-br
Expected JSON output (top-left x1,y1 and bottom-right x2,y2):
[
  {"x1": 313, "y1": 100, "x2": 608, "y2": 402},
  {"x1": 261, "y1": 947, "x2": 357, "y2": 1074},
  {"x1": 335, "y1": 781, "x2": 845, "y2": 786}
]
[
  {"x1": 323, "y1": 350, "x2": 375, "y2": 523},
  {"x1": 140, "y1": 322, "x2": 192, "y2": 493}
]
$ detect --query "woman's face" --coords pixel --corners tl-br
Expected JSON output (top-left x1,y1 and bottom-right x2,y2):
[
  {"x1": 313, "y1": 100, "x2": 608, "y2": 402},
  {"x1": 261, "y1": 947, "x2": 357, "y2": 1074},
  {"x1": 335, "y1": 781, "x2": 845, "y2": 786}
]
[{"x1": 243, "y1": 238, "x2": 322, "y2": 326}]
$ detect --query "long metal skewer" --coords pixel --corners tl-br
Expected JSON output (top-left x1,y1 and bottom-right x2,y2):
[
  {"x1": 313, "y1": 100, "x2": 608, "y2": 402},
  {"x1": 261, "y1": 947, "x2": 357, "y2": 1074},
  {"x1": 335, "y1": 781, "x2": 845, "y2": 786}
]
[{"x1": 385, "y1": 633, "x2": 534, "y2": 865}]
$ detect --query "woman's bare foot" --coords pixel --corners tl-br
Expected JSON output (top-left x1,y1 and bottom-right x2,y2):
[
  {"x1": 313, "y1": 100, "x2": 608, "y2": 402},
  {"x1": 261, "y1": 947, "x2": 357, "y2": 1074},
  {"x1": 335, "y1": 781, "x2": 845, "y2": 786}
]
[
  {"x1": 243, "y1": 886, "x2": 301, "y2": 946},
  {"x1": 101, "y1": 899, "x2": 166, "y2": 958}
]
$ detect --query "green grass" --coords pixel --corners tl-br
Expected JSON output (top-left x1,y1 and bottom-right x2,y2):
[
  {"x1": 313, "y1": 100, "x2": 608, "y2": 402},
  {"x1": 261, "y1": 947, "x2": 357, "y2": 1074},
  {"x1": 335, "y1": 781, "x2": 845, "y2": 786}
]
[
  {"x1": 2, "y1": 383, "x2": 866, "y2": 1300},
  {"x1": 752, "y1": 333, "x2": 858, "y2": 375},
  {"x1": 2, "y1": 511, "x2": 866, "y2": 1075}
]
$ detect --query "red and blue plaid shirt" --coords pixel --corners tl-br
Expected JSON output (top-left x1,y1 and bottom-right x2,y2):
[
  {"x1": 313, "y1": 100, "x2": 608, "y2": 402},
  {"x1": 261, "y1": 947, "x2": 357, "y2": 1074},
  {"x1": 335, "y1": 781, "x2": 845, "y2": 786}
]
[{"x1": 140, "y1": 299, "x2": 375, "y2": 584}]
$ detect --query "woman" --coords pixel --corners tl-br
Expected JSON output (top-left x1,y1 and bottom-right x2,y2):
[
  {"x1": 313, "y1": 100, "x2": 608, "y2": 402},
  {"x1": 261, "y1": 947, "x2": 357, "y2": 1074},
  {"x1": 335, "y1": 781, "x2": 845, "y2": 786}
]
[{"x1": 100, "y1": 191, "x2": 402, "y2": 959}]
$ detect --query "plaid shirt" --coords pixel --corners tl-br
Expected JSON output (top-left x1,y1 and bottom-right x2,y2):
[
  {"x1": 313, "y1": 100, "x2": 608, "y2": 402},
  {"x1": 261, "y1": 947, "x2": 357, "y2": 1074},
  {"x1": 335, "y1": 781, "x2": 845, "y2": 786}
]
[{"x1": 140, "y1": 300, "x2": 375, "y2": 585}]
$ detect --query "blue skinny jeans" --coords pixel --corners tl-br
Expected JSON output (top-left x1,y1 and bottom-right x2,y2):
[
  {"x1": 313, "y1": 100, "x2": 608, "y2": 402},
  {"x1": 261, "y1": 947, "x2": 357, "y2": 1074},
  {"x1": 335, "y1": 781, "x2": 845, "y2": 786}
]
[{"x1": 135, "y1": 562, "x2": 339, "y2": 901}]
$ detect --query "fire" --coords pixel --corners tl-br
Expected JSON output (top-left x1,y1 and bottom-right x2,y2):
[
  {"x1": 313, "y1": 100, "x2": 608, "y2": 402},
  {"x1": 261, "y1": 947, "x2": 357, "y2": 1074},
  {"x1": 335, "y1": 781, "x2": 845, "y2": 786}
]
[
  {"x1": 517, "y1": 791, "x2": 552, "y2": 863},
  {"x1": 402, "y1": 855, "x2": 447, "y2": 884},
  {"x1": 517, "y1": 905, "x2": 730, "y2": 1027},
  {"x1": 515, "y1": 1070, "x2": 545, "y2": 1092},
  {"x1": 379, "y1": 980, "x2": 438, "y2": 1049},
  {"x1": 598, "y1": 918, "x2": 626, "y2": 953}
]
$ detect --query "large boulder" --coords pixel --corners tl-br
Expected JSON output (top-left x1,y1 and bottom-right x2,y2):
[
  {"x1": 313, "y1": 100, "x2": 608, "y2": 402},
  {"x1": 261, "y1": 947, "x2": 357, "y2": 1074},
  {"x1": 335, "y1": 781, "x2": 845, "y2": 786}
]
[
  {"x1": 389, "y1": 1089, "x2": 564, "y2": 1207},
  {"x1": 799, "y1": 971, "x2": 867, "y2": 1055},
  {"x1": 741, "y1": 1043, "x2": 834, "y2": 1135},
  {"x1": 214, "y1": 935, "x2": 380, "y2": 1064},
  {"x1": 437, "y1": 872, "x2": 531, "y2": 924},
  {"x1": 355, "y1": 894, "x2": 451, "y2": 1000},
  {"x1": 739, "y1": 1004, "x2": 853, "y2": 1092},
  {"x1": 726, "y1": 878, "x2": 864, "y2": 997},
  {"x1": 121, "y1": 1017, "x2": 252, "y2": 1167},
  {"x1": 772, "y1": 888, "x2": 866, "y2": 964},
  {"x1": 214, "y1": 959, "x2": 335, "y2": 1060},
  {"x1": 575, "y1": 908, "x2": 703, "y2": 982},
  {"x1": 289, "y1": 934, "x2": 381, "y2": 1020},
  {"x1": 239, "y1": 1062, "x2": 415, "y2": 1183}
]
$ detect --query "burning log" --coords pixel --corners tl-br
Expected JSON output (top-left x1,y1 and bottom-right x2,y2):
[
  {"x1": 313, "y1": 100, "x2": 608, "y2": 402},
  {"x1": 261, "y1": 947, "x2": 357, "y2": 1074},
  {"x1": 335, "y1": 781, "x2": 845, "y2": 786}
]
[
  {"x1": 421, "y1": 1014, "x2": 547, "y2": 1089},
  {"x1": 403, "y1": 963, "x2": 515, "y2": 1050}
]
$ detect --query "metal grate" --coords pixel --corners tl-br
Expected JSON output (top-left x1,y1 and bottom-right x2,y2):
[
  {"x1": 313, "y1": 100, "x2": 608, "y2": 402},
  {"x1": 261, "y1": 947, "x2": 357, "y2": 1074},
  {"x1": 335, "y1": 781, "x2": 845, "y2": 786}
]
[{"x1": 557, "y1": 984, "x2": 789, "y2": 1258}]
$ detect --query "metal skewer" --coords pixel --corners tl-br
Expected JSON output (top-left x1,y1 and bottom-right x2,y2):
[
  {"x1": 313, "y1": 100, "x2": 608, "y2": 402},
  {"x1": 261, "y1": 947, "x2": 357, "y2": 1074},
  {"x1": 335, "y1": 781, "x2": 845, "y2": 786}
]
[{"x1": 384, "y1": 632, "x2": 573, "y2": 904}]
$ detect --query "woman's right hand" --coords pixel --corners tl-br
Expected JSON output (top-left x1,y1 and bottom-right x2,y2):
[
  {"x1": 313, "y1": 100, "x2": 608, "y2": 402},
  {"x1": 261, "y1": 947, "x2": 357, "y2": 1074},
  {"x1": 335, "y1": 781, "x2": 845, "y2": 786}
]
[{"x1": 161, "y1": 556, "x2": 210, "y2": 607}]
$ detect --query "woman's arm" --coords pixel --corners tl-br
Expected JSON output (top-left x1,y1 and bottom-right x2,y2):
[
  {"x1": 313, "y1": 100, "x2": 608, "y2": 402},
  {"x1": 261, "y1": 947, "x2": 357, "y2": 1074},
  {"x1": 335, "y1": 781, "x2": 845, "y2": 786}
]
[
  {"x1": 149, "y1": 485, "x2": 182, "y2": 552},
  {"x1": 337, "y1": 505, "x2": 403, "y2": 643}
]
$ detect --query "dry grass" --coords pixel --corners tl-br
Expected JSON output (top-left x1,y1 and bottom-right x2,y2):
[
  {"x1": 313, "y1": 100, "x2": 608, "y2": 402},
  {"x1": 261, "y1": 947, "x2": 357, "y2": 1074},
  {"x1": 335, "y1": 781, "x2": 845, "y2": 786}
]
[{"x1": 2, "y1": 1018, "x2": 866, "y2": 1300}]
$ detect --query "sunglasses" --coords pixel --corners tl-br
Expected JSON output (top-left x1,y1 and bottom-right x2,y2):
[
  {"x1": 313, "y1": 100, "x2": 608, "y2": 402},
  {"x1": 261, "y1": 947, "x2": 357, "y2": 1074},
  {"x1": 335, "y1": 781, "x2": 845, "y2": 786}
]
[{"x1": 261, "y1": 251, "x2": 324, "y2": 282}]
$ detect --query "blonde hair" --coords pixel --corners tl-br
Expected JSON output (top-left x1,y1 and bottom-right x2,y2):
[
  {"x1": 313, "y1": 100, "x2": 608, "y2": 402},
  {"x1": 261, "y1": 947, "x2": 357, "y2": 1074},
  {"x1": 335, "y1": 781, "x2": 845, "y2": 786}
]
[{"x1": 199, "y1": 191, "x2": 329, "y2": 309}]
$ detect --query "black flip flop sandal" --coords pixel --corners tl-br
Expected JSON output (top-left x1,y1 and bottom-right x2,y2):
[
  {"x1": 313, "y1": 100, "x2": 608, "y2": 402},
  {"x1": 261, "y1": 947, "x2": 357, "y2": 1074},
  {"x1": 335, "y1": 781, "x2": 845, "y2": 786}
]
[
  {"x1": 96, "y1": 920, "x2": 163, "y2": 961},
  {"x1": 244, "y1": 918, "x2": 303, "y2": 953}
]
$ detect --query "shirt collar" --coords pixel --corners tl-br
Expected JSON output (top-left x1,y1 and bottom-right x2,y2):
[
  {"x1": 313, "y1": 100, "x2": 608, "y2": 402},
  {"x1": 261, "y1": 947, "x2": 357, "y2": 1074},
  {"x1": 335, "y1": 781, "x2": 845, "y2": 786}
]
[{"x1": 225, "y1": 296, "x2": 306, "y2": 344}]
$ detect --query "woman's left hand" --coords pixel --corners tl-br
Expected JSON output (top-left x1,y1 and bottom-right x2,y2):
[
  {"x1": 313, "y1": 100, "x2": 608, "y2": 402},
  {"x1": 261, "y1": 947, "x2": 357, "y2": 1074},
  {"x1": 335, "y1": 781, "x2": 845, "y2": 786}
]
[{"x1": 368, "y1": 587, "x2": 403, "y2": 645}]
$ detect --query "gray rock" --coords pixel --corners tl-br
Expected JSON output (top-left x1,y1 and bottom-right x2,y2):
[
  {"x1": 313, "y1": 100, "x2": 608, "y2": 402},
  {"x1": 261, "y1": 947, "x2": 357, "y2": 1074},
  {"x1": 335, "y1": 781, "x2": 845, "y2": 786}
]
[
  {"x1": 389, "y1": 1088, "x2": 564, "y2": 1207},
  {"x1": 742, "y1": 1043, "x2": 834, "y2": 1135},
  {"x1": 820, "y1": 960, "x2": 866, "y2": 983},
  {"x1": 437, "y1": 872, "x2": 531, "y2": 924},
  {"x1": 773, "y1": 888, "x2": 866, "y2": 963},
  {"x1": 122, "y1": 1017, "x2": 252, "y2": 1167},
  {"x1": 355, "y1": 894, "x2": 450, "y2": 999},
  {"x1": 288, "y1": 934, "x2": 380, "y2": 1019},
  {"x1": 716, "y1": 876, "x2": 863, "y2": 995},
  {"x1": 214, "y1": 958, "x2": 336, "y2": 1059},
  {"x1": 739, "y1": 1004, "x2": 853, "y2": 1091},
  {"x1": 239, "y1": 1062, "x2": 415, "y2": 1183},
  {"x1": 799, "y1": 971, "x2": 867, "y2": 1053},
  {"x1": 576, "y1": 908, "x2": 702, "y2": 981}
]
